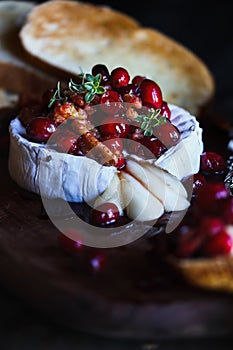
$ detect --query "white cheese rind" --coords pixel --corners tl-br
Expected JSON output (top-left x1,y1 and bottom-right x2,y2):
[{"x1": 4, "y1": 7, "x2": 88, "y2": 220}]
[
  {"x1": 8, "y1": 118, "x2": 117, "y2": 202},
  {"x1": 155, "y1": 104, "x2": 203, "y2": 179},
  {"x1": 8, "y1": 104, "x2": 203, "y2": 205}
]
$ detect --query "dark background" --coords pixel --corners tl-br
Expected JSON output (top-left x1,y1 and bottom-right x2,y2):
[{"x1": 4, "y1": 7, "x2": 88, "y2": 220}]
[{"x1": 1, "y1": 0, "x2": 233, "y2": 349}]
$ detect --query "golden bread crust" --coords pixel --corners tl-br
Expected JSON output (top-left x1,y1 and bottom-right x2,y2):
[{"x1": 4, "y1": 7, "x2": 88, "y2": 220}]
[
  {"x1": 19, "y1": 0, "x2": 215, "y2": 116},
  {"x1": 170, "y1": 256, "x2": 233, "y2": 293}
]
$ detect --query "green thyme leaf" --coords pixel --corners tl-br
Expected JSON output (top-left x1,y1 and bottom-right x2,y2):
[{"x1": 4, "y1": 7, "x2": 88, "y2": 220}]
[
  {"x1": 70, "y1": 72, "x2": 106, "y2": 103},
  {"x1": 84, "y1": 82, "x2": 94, "y2": 91},
  {"x1": 48, "y1": 70, "x2": 106, "y2": 107},
  {"x1": 48, "y1": 81, "x2": 67, "y2": 108},
  {"x1": 85, "y1": 91, "x2": 95, "y2": 103},
  {"x1": 86, "y1": 73, "x2": 95, "y2": 82},
  {"x1": 135, "y1": 108, "x2": 166, "y2": 136},
  {"x1": 94, "y1": 73, "x2": 102, "y2": 85},
  {"x1": 96, "y1": 86, "x2": 106, "y2": 94}
]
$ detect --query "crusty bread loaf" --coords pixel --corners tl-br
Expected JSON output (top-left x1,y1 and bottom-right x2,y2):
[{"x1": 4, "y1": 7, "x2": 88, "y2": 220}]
[
  {"x1": 0, "y1": 1, "x2": 60, "y2": 106},
  {"x1": 19, "y1": 0, "x2": 215, "y2": 116}
]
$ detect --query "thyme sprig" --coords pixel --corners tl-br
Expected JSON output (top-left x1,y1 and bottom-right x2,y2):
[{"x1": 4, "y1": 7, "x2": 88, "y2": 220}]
[
  {"x1": 69, "y1": 72, "x2": 106, "y2": 103},
  {"x1": 48, "y1": 72, "x2": 106, "y2": 108},
  {"x1": 48, "y1": 81, "x2": 67, "y2": 108},
  {"x1": 135, "y1": 109, "x2": 167, "y2": 136}
]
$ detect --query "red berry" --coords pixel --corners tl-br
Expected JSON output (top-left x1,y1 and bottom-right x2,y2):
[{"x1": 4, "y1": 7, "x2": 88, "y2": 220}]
[
  {"x1": 198, "y1": 216, "x2": 225, "y2": 237},
  {"x1": 99, "y1": 117, "x2": 130, "y2": 138},
  {"x1": 110, "y1": 67, "x2": 130, "y2": 89},
  {"x1": 140, "y1": 78, "x2": 163, "y2": 109},
  {"x1": 99, "y1": 90, "x2": 122, "y2": 114},
  {"x1": 141, "y1": 136, "x2": 167, "y2": 158},
  {"x1": 101, "y1": 136, "x2": 123, "y2": 153},
  {"x1": 116, "y1": 155, "x2": 126, "y2": 170},
  {"x1": 26, "y1": 117, "x2": 56, "y2": 143},
  {"x1": 200, "y1": 151, "x2": 226, "y2": 174},
  {"x1": 192, "y1": 173, "x2": 207, "y2": 196},
  {"x1": 202, "y1": 230, "x2": 233, "y2": 257},
  {"x1": 59, "y1": 232, "x2": 83, "y2": 254},
  {"x1": 160, "y1": 101, "x2": 171, "y2": 119},
  {"x1": 132, "y1": 75, "x2": 146, "y2": 86},
  {"x1": 89, "y1": 250, "x2": 107, "y2": 271},
  {"x1": 90, "y1": 202, "x2": 120, "y2": 225},
  {"x1": 70, "y1": 92, "x2": 85, "y2": 108},
  {"x1": 219, "y1": 197, "x2": 233, "y2": 225},
  {"x1": 91, "y1": 64, "x2": 110, "y2": 82},
  {"x1": 175, "y1": 225, "x2": 204, "y2": 258},
  {"x1": 153, "y1": 121, "x2": 180, "y2": 148},
  {"x1": 54, "y1": 131, "x2": 80, "y2": 154},
  {"x1": 127, "y1": 141, "x2": 145, "y2": 158},
  {"x1": 196, "y1": 182, "x2": 229, "y2": 214},
  {"x1": 118, "y1": 83, "x2": 140, "y2": 98}
]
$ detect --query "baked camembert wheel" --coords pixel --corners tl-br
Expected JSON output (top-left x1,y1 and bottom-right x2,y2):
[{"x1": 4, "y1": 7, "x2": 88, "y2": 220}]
[{"x1": 8, "y1": 64, "x2": 203, "y2": 224}]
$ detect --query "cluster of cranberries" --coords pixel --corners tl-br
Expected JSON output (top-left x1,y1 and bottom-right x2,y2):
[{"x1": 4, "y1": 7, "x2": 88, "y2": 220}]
[
  {"x1": 20, "y1": 64, "x2": 180, "y2": 166},
  {"x1": 170, "y1": 150, "x2": 233, "y2": 258}
]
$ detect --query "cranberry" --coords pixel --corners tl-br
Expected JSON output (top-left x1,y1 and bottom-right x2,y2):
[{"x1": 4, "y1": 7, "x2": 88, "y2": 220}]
[
  {"x1": 198, "y1": 216, "x2": 225, "y2": 237},
  {"x1": 101, "y1": 136, "x2": 123, "y2": 153},
  {"x1": 89, "y1": 250, "x2": 107, "y2": 271},
  {"x1": 139, "y1": 78, "x2": 163, "y2": 109},
  {"x1": 153, "y1": 121, "x2": 180, "y2": 148},
  {"x1": 127, "y1": 141, "x2": 145, "y2": 158},
  {"x1": 52, "y1": 128, "x2": 82, "y2": 155},
  {"x1": 26, "y1": 117, "x2": 57, "y2": 143},
  {"x1": 132, "y1": 75, "x2": 146, "y2": 86},
  {"x1": 196, "y1": 182, "x2": 229, "y2": 214},
  {"x1": 141, "y1": 136, "x2": 167, "y2": 158},
  {"x1": 160, "y1": 101, "x2": 171, "y2": 119},
  {"x1": 99, "y1": 117, "x2": 130, "y2": 138},
  {"x1": 110, "y1": 67, "x2": 130, "y2": 89},
  {"x1": 219, "y1": 197, "x2": 233, "y2": 224},
  {"x1": 202, "y1": 229, "x2": 233, "y2": 257},
  {"x1": 90, "y1": 202, "x2": 120, "y2": 225},
  {"x1": 192, "y1": 173, "x2": 207, "y2": 196},
  {"x1": 91, "y1": 64, "x2": 110, "y2": 82},
  {"x1": 116, "y1": 155, "x2": 126, "y2": 170},
  {"x1": 99, "y1": 90, "x2": 122, "y2": 114},
  {"x1": 200, "y1": 151, "x2": 226, "y2": 174},
  {"x1": 59, "y1": 232, "x2": 83, "y2": 254},
  {"x1": 174, "y1": 225, "x2": 204, "y2": 258},
  {"x1": 118, "y1": 83, "x2": 139, "y2": 97},
  {"x1": 70, "y1": 92, "x2": 85, "y2": 108}
]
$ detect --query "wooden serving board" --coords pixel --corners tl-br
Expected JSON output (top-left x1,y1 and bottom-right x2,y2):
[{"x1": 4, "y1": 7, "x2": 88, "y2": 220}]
[{"x1": 1, "y1": 117, "x2": 233, "y2": 340}]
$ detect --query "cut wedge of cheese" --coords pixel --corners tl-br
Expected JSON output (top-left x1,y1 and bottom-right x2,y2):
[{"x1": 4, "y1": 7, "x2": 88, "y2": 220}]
[
  {"x1": 120, "y1": 171, "x2": 164, "y2": 222},
  {"x1": 125, "y1": 159, "x2": 189, "y2": 212}
]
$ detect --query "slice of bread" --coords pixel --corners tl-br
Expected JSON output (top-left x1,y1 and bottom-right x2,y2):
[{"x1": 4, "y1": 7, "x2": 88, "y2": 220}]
[
  {"x1": 0, "y1": 1, "x2": 60, "y2": 106},
  {"x1": 171, "y1": 255, "x2": 233, "y2": 293},
  {"x1": 19, "y1": 0, "x2": 215, "y2": 116}
]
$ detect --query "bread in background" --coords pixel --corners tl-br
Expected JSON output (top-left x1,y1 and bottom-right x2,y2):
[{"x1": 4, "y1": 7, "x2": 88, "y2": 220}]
[{"x1": 19, "y1": 0, "x2": 215, "y2": 116}]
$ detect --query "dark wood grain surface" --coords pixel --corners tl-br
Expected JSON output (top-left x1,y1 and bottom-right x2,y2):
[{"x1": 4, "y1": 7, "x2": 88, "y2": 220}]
[{"x1": 1, "y1": 113, "x2": 233, "y2": 343}]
